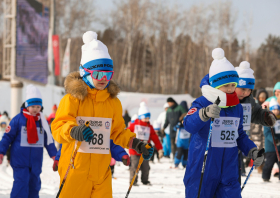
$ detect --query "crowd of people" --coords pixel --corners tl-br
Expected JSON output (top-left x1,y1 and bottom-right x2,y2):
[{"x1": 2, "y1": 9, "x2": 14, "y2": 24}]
[{"x1": 0, "y1": 31, "x2": 279, "y2": 198}]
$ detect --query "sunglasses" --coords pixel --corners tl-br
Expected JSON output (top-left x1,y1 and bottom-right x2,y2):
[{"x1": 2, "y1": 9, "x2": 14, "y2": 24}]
[{"x1": 82, "y1": 66, "x2": 114, "y2": 81}]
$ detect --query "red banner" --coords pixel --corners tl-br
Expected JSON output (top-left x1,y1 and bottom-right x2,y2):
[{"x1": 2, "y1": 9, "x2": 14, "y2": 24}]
[{"x1": 52, "y1": 35, "x2": 60, "y2": 76}]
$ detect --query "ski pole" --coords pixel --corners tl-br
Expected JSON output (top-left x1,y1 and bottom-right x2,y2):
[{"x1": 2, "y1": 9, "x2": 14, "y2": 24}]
[
  {"x1": 125, "y1": 144, "x2": 151, "y2": 198},
  {"x1": 265, "y1": 106, "x2": 280, "y2": 165},
  {"x1": 197, "y1": 96, "x2": 220, "y2": 198},
  {"x1": 56, "y1": 121, "x2": 90, "y2": 198},
  {"x1": 270, "y1": 126, "x2": 280, "y2": 165},
  {"x1": 241, "y1": 148, "x2": 265, "y2": 192}
]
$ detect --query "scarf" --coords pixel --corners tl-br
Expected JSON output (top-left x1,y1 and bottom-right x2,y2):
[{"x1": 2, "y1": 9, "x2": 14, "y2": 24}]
[
  {"x1": 22, "y1": 109, "x2": 54, "y2": 145},
  {"x1": 23, "y1": 109, "x2": 40, "y2": 144},
  {"x1": 201, "y1": 85, "x2": 239, "y2": 108}
]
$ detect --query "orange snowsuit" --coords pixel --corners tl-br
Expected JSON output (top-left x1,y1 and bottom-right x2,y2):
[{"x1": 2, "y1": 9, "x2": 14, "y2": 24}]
[{"x1": 51, "y1": 72, "x2": 135, "y2": 198}]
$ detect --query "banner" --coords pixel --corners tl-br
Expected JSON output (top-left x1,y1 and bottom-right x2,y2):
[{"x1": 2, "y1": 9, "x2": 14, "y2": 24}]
[
  {"x1": 62, "y1": 38, "x2": 71, "y2": 77},
  {"x1": 52, "y1": 35, "x2": 60, "y2": 76},
  {"x1": 16, "y1": 0, "x2": 49, "y2": 84}
]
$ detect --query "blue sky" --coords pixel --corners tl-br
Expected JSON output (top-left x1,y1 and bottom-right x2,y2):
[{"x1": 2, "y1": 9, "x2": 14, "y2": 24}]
[{"x1": 95, "y1": 0, "x2": 280, "y2": 50}]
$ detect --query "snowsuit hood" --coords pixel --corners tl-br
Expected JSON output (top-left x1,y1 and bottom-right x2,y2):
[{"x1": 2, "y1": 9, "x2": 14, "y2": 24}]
[{"x1": 255, "y1": 88, "x2": 269, "y2": 104}]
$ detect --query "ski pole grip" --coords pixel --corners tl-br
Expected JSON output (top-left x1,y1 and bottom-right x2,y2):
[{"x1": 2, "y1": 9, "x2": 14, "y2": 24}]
[
  {"x1": 145, "y1": 144, "x2": 151, "y2": 150},
  {"x1": 211, "y1": 96, "x2": 221, "y2": 121},
  {"x1": 257, "y1": 148, "x2": 265, "y2": 158},
  {"x1": 85, "y1": 121, "x2": 90, "y2": 127}
]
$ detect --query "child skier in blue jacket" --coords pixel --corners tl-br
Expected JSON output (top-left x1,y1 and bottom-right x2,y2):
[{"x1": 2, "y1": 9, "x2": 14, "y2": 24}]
[
  {"x1": 53, "y1": 139, "x2": 130, "y2": 171},
  {"x1": 0, "y1": 85, "x2": 57, "y2": 198},
  {"x1": 174, "y1": 113, "x2": 190, "y2": 168},
  {"x1": 183, "y1": 48, "x2": 264, "y2": 198}
]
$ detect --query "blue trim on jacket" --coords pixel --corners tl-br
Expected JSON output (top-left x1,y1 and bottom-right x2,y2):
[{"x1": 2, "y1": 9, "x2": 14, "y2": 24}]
[{"x1": 55, "y1": 139, "x2": 127, "y2": 161}]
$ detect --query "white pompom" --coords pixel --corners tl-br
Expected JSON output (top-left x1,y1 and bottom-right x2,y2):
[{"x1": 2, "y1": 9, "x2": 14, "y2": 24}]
[
  {"x1": 239, "y1": 61, "x2": 250, "y2": 69},
  {"x1": 212, "y1": 48, "x2": 225, "y2": 60},
  {"x1": 83, "y1": 31, "x2": 97, "y2": 44},
  {"x1": 140, "y1": 102, "x2": 147, "y2": 107}
]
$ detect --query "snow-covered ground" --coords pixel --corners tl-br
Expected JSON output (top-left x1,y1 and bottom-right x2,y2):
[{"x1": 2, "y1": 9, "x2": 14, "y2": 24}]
[{"x1": 0, "y1": 150, "x2": 279, "y2": 198}]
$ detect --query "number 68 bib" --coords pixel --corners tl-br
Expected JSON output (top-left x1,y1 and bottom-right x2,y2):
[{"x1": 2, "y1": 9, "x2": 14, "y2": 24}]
[
  {"x1": 75, "y1": 116, "x2": 111, "y2": 154},
  {"x1": 211, "y1": 117, "x2": 240, "y2": 148}
]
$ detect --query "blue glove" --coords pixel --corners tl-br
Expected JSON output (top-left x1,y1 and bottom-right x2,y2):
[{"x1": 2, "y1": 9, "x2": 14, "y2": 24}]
[
  {"x1": 70, "y1": 125, "x2": 94, "y2": 142},
  {"x1": 143, "y1": 147, "x2": 154, "y2": 160}
]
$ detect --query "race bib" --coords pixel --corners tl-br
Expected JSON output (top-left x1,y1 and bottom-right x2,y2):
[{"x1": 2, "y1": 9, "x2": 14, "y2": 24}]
[
  {"x1": 179, "y1": 128, "x2": 190, "y2": 139},
  {"x1": 241, "y1": 103, "x2": 252, "y2": 130},
  {"x1": 211, "y1": 117, "x2": 239, "y2": 148},
  {"x1": 274, "y1": 120, "x2": 280, "y2": 134},
  {"x1": 20, "y1": 126, "x2": 44, "y2": 147},
  {"x1": 134, "y1": 125, "x2": 150, "y2": 141},
  {"x1": 76, "y1": 117, "x2": 111, "y2": 154}
]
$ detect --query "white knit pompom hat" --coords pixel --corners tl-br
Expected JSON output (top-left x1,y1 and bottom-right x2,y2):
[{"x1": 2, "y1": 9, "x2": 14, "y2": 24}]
[
  {"x1": 25, "y1": 84, "x2": 42, "y2": 107},
  {"x1": 235, "y1": 61, "x2": 255, "y2": 89},
  {"x1": 79, "y1": 31, "x2": 113, "y2": 77},
  {"x1": 209, "y1": 48, "x2": 239, "y2": 88},
  {"x1": 153, "y1": 121, "x2": 160, "y2": 130},
  {"x1": 138, "y1": 102, "x2": 150, "y2": 119}
]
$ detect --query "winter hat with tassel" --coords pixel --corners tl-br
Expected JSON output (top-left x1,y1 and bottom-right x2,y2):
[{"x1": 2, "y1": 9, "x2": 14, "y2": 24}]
[
  {"x1": 25, "y1": 84, "x2": 42, "y2": 107},
  {"x1": 138, "y1": 102, "x2": 150, "y2": 119},
  {"x1": 235, "y1": 61, "x2": 255, "y2": 90},
  {"x1": 209, "y1": 48, "x2": 239, "y2": 88},
  {"x1": 79, "y1": 31, "x2": 113, "y2": 89}
]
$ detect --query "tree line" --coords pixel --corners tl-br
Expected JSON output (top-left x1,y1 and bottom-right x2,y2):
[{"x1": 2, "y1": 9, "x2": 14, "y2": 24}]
[{"x1": 0, "y1": 0, "x2": 280, "y2": 98}]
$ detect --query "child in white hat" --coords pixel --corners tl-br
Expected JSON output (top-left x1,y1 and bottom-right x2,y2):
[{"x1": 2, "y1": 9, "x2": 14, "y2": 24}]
[
  {"x1": 0, "y1": 84, "x2": 57, "y2": 197},
  {"x1": 128, "y1": 102, "x2": 163, "y2": 186},
  {"x1": 234, "y1": 61, "x2": 276, "y2": 182},
  {"x1": 183, "y1": 48, "x2": 263, "y2": 198},
  {"x1": 51, "y1": 31, "x2": 153, "y2": 197}
]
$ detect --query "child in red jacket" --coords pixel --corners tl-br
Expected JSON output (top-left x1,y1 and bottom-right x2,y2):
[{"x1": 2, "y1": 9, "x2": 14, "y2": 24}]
[{"x1": 128, "y1": 102, "x2": 163, "y2": 186}]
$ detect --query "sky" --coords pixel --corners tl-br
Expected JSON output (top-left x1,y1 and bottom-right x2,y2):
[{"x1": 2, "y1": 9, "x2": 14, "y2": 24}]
[{"x1": 95, "y1": 0, "x2": 280, "y2": 50}]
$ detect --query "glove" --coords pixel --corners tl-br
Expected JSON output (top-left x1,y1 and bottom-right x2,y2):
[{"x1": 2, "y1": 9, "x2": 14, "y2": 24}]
[
  {"x1": 199, "y1": 104, "x2": 221, "y2": 122},
  {"x1": 264, "y1": 112, "x2": 276, "y2": 127},
  {"x1": 248, "y1": 147, "x2": 264, "y2": 167},
  {"x1": 275, "y1": 139, "x2": 280, "y2": 146},
  {"x1": 121, "y1": 155, "x2": 130, "y2": 166},
  {"x1": 158, "y1": 149, "x2": 164, "y2": 159},
  {"x1": 0, "y1": 154, "x2": 3, "y2": 165},
  {"x1": 160, "y1": 129, "x2": 166, "y2": 137},
  {"x1": 131, "y1": 138, "x2": 154, "y2": 160},
  {"x1": 53, "y1": 160, "x2": 59, "y2": 171},
  {"x1": 70, "y1": 125, "x2": 93, "y2": 142}
]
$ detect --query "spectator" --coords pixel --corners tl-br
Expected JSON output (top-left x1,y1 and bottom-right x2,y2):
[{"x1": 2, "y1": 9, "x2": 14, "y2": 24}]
[{"x1": 163, "y1": 97, "x2": 187, "y2": 159}]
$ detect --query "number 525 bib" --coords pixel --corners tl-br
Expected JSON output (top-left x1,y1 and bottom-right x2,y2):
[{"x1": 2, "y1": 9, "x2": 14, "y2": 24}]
[
  {"x1": 75, "y1": 116, "x2": 112, "y2": 154},
  {"x1": 211, "y1": 117, "x2": 240, "y2": 148}
]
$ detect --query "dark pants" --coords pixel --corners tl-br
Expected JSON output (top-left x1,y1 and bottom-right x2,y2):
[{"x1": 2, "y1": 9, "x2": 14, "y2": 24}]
[
  {"x1": 171, "y1": 137, "x2": 177, "y2": 158},
  {"x1": 6, "y1": 146, "x2": 11, "y2": 161},
  {"x1": 150, "y1": 147, "x2": 159, "y2": 162},
  {"x1": 262, "y1": 152, "x2": 280, "y2": 180},
  {"x1": 110, "y1": 165, "x2": 115, "y2": 176},
  {"x1": 130, "y1": 155, "x2": 150, "y2": 184},
  {"x1": 11, "y1": 166, "x2": 41, "y2": 198},
  {"x1": 238, "y1": 151, "x2": 246, "y2": 185}
]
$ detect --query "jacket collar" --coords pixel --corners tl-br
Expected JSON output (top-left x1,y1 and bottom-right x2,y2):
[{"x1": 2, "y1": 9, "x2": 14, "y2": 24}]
[{"x1": 64, "y1": 71, "x2": 120, "y2": 101}]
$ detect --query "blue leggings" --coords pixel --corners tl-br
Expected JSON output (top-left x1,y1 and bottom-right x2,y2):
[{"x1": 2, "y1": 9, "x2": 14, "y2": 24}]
[{"x1": 163, "y1": 134, "x2": 171, "y2": 157}]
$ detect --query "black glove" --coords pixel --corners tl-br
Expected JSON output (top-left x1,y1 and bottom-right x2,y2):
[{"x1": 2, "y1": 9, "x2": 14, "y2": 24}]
[{"x1": 264, "y1": 111, "x2": 276, "y2": 127}]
